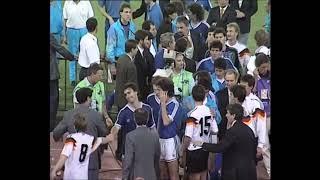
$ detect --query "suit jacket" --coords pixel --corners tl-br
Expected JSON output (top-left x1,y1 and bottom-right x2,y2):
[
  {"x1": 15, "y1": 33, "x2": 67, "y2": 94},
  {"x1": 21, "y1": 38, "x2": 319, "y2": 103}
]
[
  {"x1": 202, "y1": 121, "x2": 257, "y2": 180},
  {"x1": 215, "y1": 87, "x2": 229, "y2": 139},
  {"x1": 115, "y1": 54, "x2": 138, "y2": 109},
  {"x1": 50, "y1": 34, "x2": 74, "y2": 80},
  {"x1": 134, "y1": 49, "x2": 155, "y2": 102},
  {"x1": 52, "y1": 104, "x2": 108, "y2": 170},
  {"x1": 123, "y1": 126, "x2": 160, "y2": 180},
  {"x1": 207, "y1": 5, "x2": 237, "y2": 30},
  {"x1": 229, "y1": 0, "x2": 258, "y2": 33}
]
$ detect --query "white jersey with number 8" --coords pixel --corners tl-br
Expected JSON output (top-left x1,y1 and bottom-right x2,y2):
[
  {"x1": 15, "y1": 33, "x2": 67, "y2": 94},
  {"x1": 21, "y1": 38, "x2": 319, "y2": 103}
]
[
  {"x1": 185, "y1": 105, "x2": 218, "y2": 151},
  {"x1": 61, "y1": 132, "x2": 94, "y2": 180}
]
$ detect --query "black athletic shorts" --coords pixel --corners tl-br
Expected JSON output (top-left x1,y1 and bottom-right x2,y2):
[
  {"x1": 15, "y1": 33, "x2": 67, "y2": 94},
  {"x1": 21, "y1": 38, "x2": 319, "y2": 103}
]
[{"x1": 186, "y1": 148, "x2": 209, "y2": 173}]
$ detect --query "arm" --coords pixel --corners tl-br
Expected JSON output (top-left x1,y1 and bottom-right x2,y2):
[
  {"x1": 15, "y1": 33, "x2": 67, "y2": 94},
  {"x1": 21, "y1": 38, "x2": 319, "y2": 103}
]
[
  {"x1": 246, "y1": 0, "x2": 258, "y2": 17},
  {"x1": 106, "y1": 27, "x2": 117, "y2": 63},
  {"x1": 132, "y1": 0, "x2": 147, "y2": 19},
  {"x1": 50, "y1": 155, "x2": 68, "y2": 179},
  {"x1": 52, "y1": 112, "x2": 68, "y2": 141},
  {"x1": 147, "y1": 107, "x2": 156, "y2": 129},
  {"x1": 97, "y1": 0, "x2": 113, "y2": 21},
  {"x1": 154, "y1": 135, "x2": 161, "y2": 179},
  {"x1": 159, "y1": 91, "x2": 172, "y2": 126},
  {"x1": 87, "y1": 1, "x2": 94, "y2": 18},
  {"x1": 201, "y1": 131, "x2": 236, "y2": 153},
  {"x1": 50, "y1": 34, "x2": 74, "y2": 60},
  {"x1": 122, "y1": 135, "x2": 134, "y2": 180}
]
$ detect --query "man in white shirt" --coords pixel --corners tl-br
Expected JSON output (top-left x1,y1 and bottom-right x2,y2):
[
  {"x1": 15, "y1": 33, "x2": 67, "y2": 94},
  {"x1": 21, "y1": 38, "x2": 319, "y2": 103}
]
[
  {"x1": 63, "y1": 0, "x2": 94, "y2": 86},
  {"x1": 78, "y1": 17, "x2": 100, "y2": 81}
]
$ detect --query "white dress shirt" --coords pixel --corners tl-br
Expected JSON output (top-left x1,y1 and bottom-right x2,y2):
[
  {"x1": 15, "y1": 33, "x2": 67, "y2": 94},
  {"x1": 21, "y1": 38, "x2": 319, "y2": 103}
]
[
  {"x1": 63, "y1": 1, "x2": 94, "y2": 29},
  {"x1": 78, "y1": 33, "x2": 100, "y2": 68}
]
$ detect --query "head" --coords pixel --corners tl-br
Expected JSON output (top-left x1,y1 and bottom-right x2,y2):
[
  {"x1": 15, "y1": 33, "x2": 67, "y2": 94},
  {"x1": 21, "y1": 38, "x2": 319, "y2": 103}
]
[
  {"x1": 135, "y1": 30, "x2": 150, "y2": 49},
  {"x1": 214, "y1": 57, "x2": 227, "y2": 79},
  {"x1": 152, "y1": 76, "x2": 164, "y2": 96},
  {"x1": 73, "y1": 112, "x2": 88, "y2": 132},
  {"x1": 134, "y1": 108, "x2": 149, "y2": 126},
  {"x1": 192, "y1": 84, "x2": 206, "y2": 103},
  {"x1": 187, "y1": 3, "x2": 204, "y2": 22},
  {"x1": 240, "y1": 74, "x2": 255, "y2": 96},
  {"x1": 123, "y1": 82, "x2": 139, "y2": 104},
  {"x1": 75, "y1": 87, "x2": 93, "y2": 105},
  {"x1": 154, "y1": 77, "x2": 175, "y2": 99},
  {"x1": 160, "y1": 32, "x2": 175, "y2": 50},
  {"x1": 207, "y1": 26, "x2": 216, "y2": 45},
  {"x1": 225, "y1": 69, "x2": 239, "y2": 90},
  {"x1": 254, "y1": 29, "x2": 269, "y2": 47},
  {"x1": 226, "y1": 23, "x2": 240, "y2": 41},
  {"x1": 176, "y1": 16, "x2": 190, "y2": 36},
  {"x1": 142, "y1": 20, "x2": 157, "y2": 38},
  {"x1": 165, "y1": 3, "x2": 178, "y2": 20},
  {"x1": 226, "y1": 103, "x2": 244, "y2": 127},
  {"x1": 119, "y1": 2, "x2": 132, "y2": 23},
  {"x1": 255, "y1": 53, "x2": 270, "y2": 76},
  {"x1": 125, "y1": 39, "x2": 138, "y2": 57},
  {"x1": 209, "y1": 40, "x2": 223, "y2": 59},
  {"x1": 218, "y1": 0, "x2": 229, "y2": 7},
  {"x1": 86, "y1": 17, "x2": 98, "y2": 33},
  {"x1": 172, "y1": 1, "x2": 185, "y2": 16},
  {"x1": 214, "y1": 27, "x2": 227, "y2": 45},
  {"x1": 174, "y1": 53, "x2": 185, "y2": 70},
  {"x1": 230, "y1": 84, "x2": 246, "y2": 104},
  {"x1": 87, "y1": 63, "x2": 103, "y2": 84},
  {"x1": 194, "y1": 71, "x2": 213, "y2": 94},
  {"x1": 175, "y1": 36, "x2": 189, "y2": 53}
]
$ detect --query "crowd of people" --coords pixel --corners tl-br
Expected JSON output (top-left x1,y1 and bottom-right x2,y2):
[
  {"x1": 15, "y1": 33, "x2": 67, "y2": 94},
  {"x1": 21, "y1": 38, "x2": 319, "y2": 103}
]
[{"x1": 50, "y1": 0, "x2": 271, "y2": 179}]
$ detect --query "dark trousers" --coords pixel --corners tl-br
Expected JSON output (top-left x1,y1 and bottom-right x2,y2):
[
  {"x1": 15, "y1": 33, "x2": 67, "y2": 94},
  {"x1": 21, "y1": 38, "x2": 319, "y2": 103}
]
[
  {"x1": 50, "y1": 80, "x2": 59, "y2": 132},
  {"x1": 79, "y1": 66, "x2": 88, "y2": 81},
  {"x1": 115, "y1": 106, "x2": 124, "y2": 161}
]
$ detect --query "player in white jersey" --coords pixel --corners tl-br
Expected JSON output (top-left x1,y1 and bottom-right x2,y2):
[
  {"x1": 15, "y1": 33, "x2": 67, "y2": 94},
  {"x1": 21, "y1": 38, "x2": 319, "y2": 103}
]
[
  {"x1": 50, "y1": 113, "x2": 113, "y2": 180},
  {"x1": 180, "y1": 85, "x2": 218, "y2": 180}
]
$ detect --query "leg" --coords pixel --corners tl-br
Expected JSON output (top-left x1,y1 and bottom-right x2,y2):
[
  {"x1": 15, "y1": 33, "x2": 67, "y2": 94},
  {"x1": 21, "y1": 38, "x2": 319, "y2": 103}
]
[
  {"x1": 189, "y1": 173, "x2": 201, "y2": 180},
  {"x1": 50, "y1": 80, "x2": 59, "y2": 131},
  {"x1": 66, "y1": 28, "x2": 77, "y2": 84},
  {"x1": 200, "y1": 170, "x2": 208, "y2": 180},
  {"x1": 88, "y1": 169, "x2": 99, "y2": 180},
  {"x1": 238, "y1": 33, "x2": 249, "y2": 46},
  {"x1": 160, "y1": 161, "x2": 169, "y2": 180},
  {"x1": 263, "y1": 117, "x2": 271, "y2": 178},
  {"x1": 167, "y1": 160, "x2": 179, "y2": 180}
]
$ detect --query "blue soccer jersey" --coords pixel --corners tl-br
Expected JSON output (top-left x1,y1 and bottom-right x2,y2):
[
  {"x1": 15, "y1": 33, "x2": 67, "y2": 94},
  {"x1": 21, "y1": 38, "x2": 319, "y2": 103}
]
[{"x1": 146, "y1": 93, "x2": 161, "y2": 127}]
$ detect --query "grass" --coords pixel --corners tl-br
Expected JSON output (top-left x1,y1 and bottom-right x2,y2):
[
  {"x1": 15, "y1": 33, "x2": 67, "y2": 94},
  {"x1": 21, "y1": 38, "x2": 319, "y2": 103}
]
[{"x1": 57, "y1": 0, "x2": 268, "y2": 113}]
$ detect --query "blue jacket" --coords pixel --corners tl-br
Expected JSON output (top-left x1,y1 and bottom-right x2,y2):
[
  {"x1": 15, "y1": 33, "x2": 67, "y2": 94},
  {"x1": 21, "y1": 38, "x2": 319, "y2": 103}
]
[{"x1": 106, "y1": 19, "x2": 136, "y2": 63}]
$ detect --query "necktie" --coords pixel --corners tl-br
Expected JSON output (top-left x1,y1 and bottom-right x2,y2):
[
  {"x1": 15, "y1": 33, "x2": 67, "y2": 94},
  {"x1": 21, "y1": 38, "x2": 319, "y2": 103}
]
[{"x1": 220, "y1": 8, "x2": 225, "y2": 18}]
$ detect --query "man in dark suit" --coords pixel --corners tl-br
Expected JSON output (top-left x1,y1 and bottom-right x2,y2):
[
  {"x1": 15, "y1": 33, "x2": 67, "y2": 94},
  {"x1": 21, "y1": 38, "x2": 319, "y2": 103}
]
[
  {"x1": 53, "y1": 87, "x2": 109, "y2": 180},
  {"x1": 123, "y1": 108, "x2": 160, "y2": 180},
  {"x1": 115, "y1": 39, "x2": 139, "y2": 110},
  {"x1": 115, "y1": 39, "x2": 139, "y2": 161},
  {"x1": 193, "y1": 103, "x2": 257, "y2": 180},
  {"x1": 134, "y1": 30, "x2": 155, "y2": 102},
  {"x1": 207, "y1": 0, "x2": 237, "y2": 30},
  {"x1": 229, "y1": 0, "x2": 258, "y2": 45},
  {"x1": 175, "y1": 16, "x2": 205, "y2": 62},
  {"x1": 215, "y1": 69, "x2": 239, "y2": 140},
  {"x1": 50, "y1": 33, "x2": 75, "y2": 131}
]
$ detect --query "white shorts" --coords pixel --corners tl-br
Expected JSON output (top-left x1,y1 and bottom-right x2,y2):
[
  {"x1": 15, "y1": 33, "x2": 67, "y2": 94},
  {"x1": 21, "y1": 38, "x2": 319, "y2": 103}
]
[{"x1": 159, "y1": 136, "x2": 180, "y2": 162}]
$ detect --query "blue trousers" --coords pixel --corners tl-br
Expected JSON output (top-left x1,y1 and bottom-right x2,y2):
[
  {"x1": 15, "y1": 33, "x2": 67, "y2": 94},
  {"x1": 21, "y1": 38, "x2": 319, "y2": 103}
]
[
  {"x1": 210, "y1": 153, "x2": 222, "y2": 180},
  {"x1": 66, "y1": 27, "x2": 87, "y2": 82}
]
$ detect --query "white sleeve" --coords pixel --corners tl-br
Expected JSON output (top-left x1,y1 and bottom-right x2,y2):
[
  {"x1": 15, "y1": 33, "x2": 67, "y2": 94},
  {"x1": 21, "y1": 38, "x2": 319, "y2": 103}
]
[
  {"x1": 256, "y1": 113, "x2": 267, "y2": 148},
  {"x1": 61, "y1": 142, "x2": 74, "y2": 157},
  {"x1": 184, "y1": 119, "x2": 195, "y2": 138},
  {"x1": 63, "y1": 1, "x2": 68, "y2": 20},
  {"x1": 87, "y1": 1, "x2": 94, "y2": 18}
]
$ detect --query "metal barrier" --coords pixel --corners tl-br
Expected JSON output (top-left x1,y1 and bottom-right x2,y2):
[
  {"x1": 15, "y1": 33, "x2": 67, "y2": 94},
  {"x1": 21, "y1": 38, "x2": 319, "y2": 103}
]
[{"x1": 57, "y1": 58, "x2": 111, "y2": 111}]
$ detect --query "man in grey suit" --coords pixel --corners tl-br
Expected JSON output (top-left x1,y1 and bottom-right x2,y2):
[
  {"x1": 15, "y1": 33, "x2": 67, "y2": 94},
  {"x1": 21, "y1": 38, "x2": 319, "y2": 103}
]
[
  {"x1": 52, "y1": 87, "x2": 109, "y2": 180},
  {"x1": 123, "y1": 108, "x2": 160, "y2": 180}
]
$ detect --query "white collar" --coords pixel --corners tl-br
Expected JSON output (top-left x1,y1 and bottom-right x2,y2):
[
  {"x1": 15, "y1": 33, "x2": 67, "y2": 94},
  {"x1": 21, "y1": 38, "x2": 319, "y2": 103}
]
[
  {"x1": 126, "y1": 53, "x2": 134, "y2": 61},
  {"x1": 138, "y1": 45, "x2": 144, "y2": 56},
  {"x1": 126, "y1": 102, "x2": 143, "y2": 112}
]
